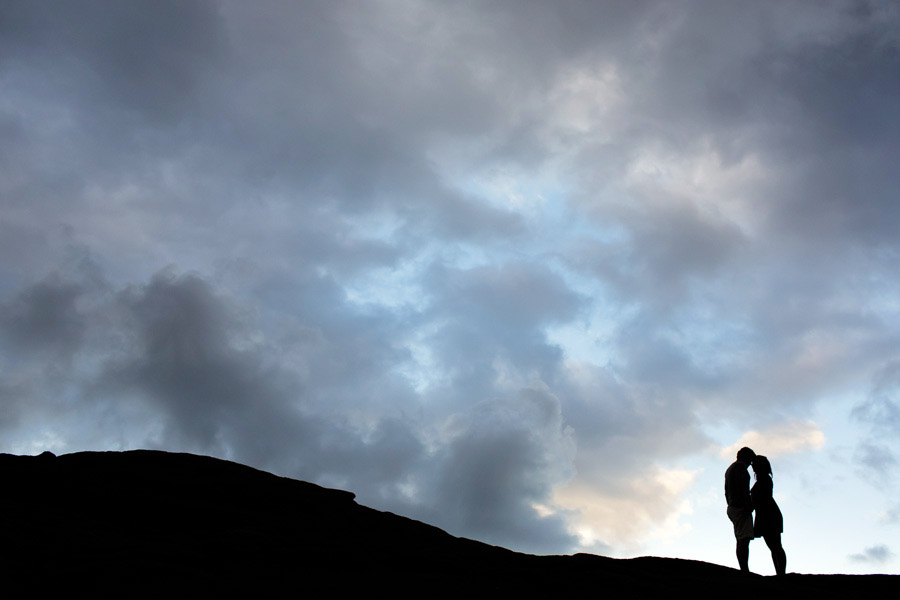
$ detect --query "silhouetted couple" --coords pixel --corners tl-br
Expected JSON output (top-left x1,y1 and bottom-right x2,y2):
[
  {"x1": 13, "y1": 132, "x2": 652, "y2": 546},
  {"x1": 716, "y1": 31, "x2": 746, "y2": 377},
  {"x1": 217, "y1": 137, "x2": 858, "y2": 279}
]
[{"x1": 724, "y1": 447, "x2": 787, "y2": 575}]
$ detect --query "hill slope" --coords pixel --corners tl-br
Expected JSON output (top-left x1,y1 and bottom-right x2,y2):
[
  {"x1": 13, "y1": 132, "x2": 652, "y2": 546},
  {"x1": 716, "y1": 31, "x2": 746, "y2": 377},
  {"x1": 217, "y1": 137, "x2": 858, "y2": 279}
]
[{"x1": 1, "y1": 450, "x2": 895, "y2": 596}]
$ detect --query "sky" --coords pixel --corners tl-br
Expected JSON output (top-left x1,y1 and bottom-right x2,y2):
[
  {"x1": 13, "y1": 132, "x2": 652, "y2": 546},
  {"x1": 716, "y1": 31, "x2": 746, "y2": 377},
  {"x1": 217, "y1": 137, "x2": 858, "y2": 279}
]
[{"x1": 1, "y1": 0, "x2": 899, "y2": 575}]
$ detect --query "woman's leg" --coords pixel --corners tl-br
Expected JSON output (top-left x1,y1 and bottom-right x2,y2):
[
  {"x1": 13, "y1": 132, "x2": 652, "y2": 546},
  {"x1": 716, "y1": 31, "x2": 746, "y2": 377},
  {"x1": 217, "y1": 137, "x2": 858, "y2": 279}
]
[{"x1": 763, "y1": 533, "x2": 787, "y2": 575}]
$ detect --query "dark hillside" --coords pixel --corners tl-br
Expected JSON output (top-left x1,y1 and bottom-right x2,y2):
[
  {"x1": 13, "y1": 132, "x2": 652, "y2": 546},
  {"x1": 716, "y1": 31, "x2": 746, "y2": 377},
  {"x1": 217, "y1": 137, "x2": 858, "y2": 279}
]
[{"x1": 1, "y1": 451, "x2": 895, "y2": 596}]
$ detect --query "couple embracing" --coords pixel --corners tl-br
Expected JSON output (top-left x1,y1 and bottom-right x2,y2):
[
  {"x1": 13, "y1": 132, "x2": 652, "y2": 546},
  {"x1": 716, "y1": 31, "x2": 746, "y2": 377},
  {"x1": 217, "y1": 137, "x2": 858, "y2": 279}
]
[{"x1": 725, "y1": 447, "x2": 787, "y2": 575}]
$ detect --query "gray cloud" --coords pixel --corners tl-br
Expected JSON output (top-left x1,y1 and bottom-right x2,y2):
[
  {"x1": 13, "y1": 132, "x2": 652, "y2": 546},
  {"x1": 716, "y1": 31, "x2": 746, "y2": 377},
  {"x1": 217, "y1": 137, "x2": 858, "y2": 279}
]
[
  {"x1": 411, "y1": 386, "x2": 577, "y2": 553},
  {"x1": 0, "y1": 276, "x2": 85, "y2": 361},
  {"x1": 852, "y1": 363, "x2": 900, "y2": 486},
  {"x1": 850, "y1": 544, "x2": 895, "y2": 564},
  {"x1": 0, "y1": 264, "x2": 582, "y2": 552},
  {"x1": 0, "y1": 0, "x2": 225, "y2": 123},
  {"x1": 557, "y1": 361, "x2": 708, "y2": 491},
  {"x1": 560, "y1": 0, "x2": 900, "y2": 421},
  {"x1": 882, "y1": 506, "x2": 900, "y2": 524},
  {"x1": 854, "y1": 442, "x2": 898, "y2": 479},
  {"x1": 853, "y1": 363, "x2": 900, "y2": 434},
  {"x1": 4, "y1": 0, "x2": 900, "y2": 557}
]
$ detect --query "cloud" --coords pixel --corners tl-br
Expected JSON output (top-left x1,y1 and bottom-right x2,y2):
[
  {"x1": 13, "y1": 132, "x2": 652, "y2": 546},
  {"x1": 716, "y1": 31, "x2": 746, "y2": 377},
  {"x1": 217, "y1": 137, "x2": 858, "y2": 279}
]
[
  {"x1": 4, "y1": 1, "x2": 900, "y2": 560},
  {"x1": 412, "y1": 386, "x2": 579, "y2": 553},
  {"x1": 0, "y1": 264, "x2": 583, "y2": 553},
  {"x1": 0, "y1": 0, "x2": 225, "y2": 125},
  {"x1": 854, "y1": 443, "x2": 898, "y2": 480},
  {"x1": 721, "y1": 421, "x2": 826, "y2": 460},
  {"x1": 552, "y1": 466, "x2": 697, "y2": 551},
  {"x1": 880, "y1": 506, "x2": 900, "y2": 524},
  {"x1": 851, "y1": 362, "x2": 900, "y2": 483},
  {"x1": 542, "y1": 361, "x2": 708, "y2": 550},
  {"x1": 850, "y1": 545, "x2": 895, "y2": 564},
  {"x1": 853, "y1": 362, "x2": 900, "y2": 435},
  {"x1": 0, "y1": 275, "x2": 85, "y2": 360}
]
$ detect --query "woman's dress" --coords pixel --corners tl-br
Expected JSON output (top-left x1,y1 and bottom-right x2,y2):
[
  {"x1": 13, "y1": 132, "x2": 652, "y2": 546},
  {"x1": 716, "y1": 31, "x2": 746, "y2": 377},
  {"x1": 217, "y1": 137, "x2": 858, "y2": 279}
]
[{"x1": 751, "y1": 476, "x2": 783, "y2": 537}]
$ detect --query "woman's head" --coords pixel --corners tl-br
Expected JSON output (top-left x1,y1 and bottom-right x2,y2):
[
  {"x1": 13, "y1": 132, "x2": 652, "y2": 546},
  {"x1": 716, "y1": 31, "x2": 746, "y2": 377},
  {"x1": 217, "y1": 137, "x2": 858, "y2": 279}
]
[{"x1": 752, "y1": 455, "x2": 772, "y2": 478}]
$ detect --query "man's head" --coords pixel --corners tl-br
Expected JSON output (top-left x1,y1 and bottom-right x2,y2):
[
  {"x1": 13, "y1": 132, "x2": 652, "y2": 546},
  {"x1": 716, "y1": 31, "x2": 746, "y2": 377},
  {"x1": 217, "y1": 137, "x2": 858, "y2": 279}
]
[{"x1": 736, "y1": 447, "x2": 756, "y2": 465}]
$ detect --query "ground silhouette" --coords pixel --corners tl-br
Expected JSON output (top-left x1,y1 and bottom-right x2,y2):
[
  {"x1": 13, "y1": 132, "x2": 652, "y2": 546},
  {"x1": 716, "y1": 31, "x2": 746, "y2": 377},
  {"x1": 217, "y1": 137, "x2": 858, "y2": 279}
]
[{"x1": 1, "y1": 450, "x2": 895, "y2": 596}]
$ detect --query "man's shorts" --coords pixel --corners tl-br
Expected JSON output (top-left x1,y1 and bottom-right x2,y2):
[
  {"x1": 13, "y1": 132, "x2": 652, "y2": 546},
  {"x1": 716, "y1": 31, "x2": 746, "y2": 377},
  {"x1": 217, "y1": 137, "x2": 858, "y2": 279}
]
[{"x1": 727, "y1": 506, "x2": 754, "y2": 540}]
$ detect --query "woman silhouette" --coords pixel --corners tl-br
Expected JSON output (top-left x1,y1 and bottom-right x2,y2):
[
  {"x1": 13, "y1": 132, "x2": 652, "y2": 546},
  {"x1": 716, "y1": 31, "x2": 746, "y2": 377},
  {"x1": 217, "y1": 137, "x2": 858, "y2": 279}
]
[{"x1": 751, "y1": 455, "x2": 787, "y2": 575}]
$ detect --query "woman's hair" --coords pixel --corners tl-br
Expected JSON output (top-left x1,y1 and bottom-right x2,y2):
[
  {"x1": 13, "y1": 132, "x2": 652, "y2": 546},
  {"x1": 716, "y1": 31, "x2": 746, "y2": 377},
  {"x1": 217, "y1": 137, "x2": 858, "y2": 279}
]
[{"x1": 753, "y1": 455, "x2": 773, "y2": 479}]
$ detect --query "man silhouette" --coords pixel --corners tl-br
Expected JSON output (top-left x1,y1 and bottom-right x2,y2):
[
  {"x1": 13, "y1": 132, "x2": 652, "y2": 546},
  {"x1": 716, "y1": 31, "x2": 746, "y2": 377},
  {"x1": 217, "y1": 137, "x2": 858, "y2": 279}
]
[{"x1": 725, "y1": 447, "x2": 756, "y2": 572}]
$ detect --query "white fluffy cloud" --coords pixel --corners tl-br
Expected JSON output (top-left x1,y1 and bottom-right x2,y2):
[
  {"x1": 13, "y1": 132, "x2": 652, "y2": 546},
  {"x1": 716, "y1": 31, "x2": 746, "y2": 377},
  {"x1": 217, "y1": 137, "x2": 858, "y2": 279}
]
[{"x1": 721, "y1": 421, "x2": 826, "y2": 460}]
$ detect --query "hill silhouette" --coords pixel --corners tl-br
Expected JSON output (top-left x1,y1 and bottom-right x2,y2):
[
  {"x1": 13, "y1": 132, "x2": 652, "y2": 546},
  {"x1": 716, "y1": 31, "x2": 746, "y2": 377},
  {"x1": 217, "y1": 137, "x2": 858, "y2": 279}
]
[{"x1": 1, "y1": 450, "x2": 895, "y2": 596}]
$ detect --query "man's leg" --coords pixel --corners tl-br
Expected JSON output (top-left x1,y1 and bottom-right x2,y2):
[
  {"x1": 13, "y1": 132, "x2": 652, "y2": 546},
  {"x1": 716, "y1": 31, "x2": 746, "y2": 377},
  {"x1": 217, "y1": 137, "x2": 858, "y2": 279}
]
[{"x1": 736, "y1": 537, "x2": 750, "y2": 572}]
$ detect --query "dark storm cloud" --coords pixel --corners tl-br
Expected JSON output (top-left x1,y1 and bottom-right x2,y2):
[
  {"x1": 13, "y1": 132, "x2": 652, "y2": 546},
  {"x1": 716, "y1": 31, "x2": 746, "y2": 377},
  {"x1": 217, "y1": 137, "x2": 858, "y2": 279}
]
[
  {"x1": 765, "y1": 23, "x2": 900, "y2": 245},
  {"x1": 0, "y1": 263, "x2": 580, "y2": 552},
  {"x1": 0, "y1": 0, "x2": 225, "y2": 123},
  {"x1": 581, "y1": 3, "x2": 900, "y2": 237},
  {"x1": 0, "y1": 265, "x2": 407, "y2": 471},
  {"x1": 0, "y1": 268, "x2": 373, "y2": 467},
  {"x1": 0, "y1": 0, "x2": 526, "y2": 285},
  {"x1": 558, "y1": 2, "x2": 900, "y2": 422},
  {"x1": 97, "y1": 270, "x2": 437, "y2": 482},
  {"x1": 407, "y1": 385, "x2": 577, "y2": 553},
  {"x1": 0, "y1": 276, "x2": 85, "y2": 360},
  {"x1": 102, "y1": 271, "x2": 274, "y2": 450},
  {"x1": 0, "y1": 277, "x2": 84, "y2": 431},
  {"x1": 5, "y1": 0, "x2": 900, "y2": 557}
]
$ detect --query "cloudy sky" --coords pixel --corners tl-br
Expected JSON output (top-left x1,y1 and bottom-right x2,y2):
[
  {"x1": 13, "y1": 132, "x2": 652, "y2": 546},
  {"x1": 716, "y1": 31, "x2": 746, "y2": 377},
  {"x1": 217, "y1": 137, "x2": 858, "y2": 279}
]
[{"x1": 2, "y1": 0, "x2": 899, "y2": 574}]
